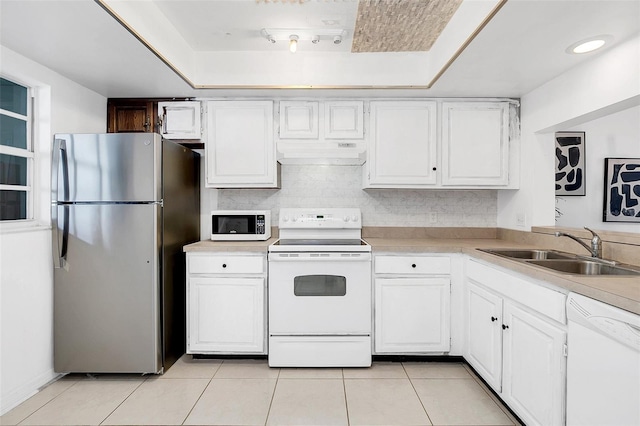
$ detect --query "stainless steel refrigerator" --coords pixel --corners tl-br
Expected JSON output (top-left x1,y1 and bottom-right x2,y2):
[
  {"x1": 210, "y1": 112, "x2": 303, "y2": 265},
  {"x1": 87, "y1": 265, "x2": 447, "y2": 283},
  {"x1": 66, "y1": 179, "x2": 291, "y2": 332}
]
[{"x1": 51, "y1": 133, "x2": 199, "y2": 374}]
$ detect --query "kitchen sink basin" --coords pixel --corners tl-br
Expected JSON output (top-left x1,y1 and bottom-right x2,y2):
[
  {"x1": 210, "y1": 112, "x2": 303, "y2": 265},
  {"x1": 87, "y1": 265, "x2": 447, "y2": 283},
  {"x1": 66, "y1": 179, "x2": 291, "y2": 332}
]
[
  {"x1": 527, "y1": 259, "x2": 640, "y2": 276},
  {"x1": 480, "y1": 249, "x2": 576, "y2": 260}
]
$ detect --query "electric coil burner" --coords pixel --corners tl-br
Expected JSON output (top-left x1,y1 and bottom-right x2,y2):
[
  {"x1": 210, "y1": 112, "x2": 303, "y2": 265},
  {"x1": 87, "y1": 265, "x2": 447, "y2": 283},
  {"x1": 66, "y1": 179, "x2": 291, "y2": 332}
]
[{"x1": 268, "y1": 208, "x2": 372, "y2": 367}]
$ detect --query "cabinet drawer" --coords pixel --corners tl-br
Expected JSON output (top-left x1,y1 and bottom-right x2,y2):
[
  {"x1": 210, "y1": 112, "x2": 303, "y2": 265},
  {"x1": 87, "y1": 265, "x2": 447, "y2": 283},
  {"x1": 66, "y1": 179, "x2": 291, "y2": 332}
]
[
  {"x1": 375, "y1": 255, "x2": 450, "y2": 275},
  {"x1": 188, "y1": 254, "x2": 264, "y2": 274}
]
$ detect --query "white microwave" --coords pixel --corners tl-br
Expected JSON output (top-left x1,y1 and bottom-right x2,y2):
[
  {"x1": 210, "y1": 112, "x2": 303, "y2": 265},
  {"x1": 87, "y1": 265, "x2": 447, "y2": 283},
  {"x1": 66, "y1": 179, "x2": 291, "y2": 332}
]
[{"x1": 210, "y1": 210, "x2": 271, "y2": 241}]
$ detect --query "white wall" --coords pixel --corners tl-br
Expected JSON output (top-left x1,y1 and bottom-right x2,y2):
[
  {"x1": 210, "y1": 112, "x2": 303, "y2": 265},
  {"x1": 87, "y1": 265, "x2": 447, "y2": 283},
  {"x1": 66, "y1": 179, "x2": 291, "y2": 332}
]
[
  {"x1": 0, "y1": 46, "x2": 106, "y2": 414},
  {"x1": 555, "y1": 106, "x2": 640, "y2": 233},
  {"x1": 498, "y1": 34, "x2": 640, "y2": 232}
]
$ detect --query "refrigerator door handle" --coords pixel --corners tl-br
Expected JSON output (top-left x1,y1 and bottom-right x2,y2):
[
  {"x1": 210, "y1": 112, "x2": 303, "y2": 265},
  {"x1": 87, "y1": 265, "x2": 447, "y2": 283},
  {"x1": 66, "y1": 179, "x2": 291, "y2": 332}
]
[{"x1": 52, "y1": 139, "x2": 69, "y2": 268}]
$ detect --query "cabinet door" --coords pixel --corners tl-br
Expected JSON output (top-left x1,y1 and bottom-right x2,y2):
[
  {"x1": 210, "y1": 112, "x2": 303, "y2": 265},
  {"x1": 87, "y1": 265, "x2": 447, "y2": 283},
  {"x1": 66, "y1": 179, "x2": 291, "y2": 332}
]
[
  {"x1": 441, "y1": 102, "x2": 509, "y2": 186},
  {"x1": 279, "y1": 101, "x2": 318, "y2": 139},
  {"x1": 375, "y1": 277, "x2": 450, "y2": 353},
  {"x1": 366, "y1": 101, "x2": 437, "y2": 187},
  {"x1": 502, "y1": 302, "x2": 566, "y2": 426},
  {"x1": 466, "y1": 281, "x2": 503, "y2": 391},
  {"x1": 107, "y1": 100, "x2": 155, "y2": 133},
  {"x1": 205, "y1": 101, "x2": 278, "y2": 188},
  {"x1": 324, "y1": 101, "x2": 364, "y2": 139},
  {"x1": 188, "y1": 277, "x2": 265, "y2": 354},
  {"x1": 158, "y1": 101, "x2": 201, "y2": 139}
]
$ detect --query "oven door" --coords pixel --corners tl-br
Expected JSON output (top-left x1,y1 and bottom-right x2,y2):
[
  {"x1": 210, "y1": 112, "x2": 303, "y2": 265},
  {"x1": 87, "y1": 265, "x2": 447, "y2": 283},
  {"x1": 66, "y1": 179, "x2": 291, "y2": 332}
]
[{"x1": 268, "y1": 252, "x2": 371, "y2": 335}]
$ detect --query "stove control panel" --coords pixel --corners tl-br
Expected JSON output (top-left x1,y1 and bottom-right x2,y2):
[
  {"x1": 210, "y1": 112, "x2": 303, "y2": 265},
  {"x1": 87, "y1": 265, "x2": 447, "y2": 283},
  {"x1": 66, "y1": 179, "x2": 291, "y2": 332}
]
[{"x1": 279, "y1": 208, "x2": 362, "y2": 229}]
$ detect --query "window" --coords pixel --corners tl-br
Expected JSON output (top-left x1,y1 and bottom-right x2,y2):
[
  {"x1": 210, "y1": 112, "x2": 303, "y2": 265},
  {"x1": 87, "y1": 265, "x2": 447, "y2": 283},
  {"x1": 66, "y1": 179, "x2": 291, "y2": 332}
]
[{"x1": 0, "y1": 77, "x2": 32, "y2": 221}]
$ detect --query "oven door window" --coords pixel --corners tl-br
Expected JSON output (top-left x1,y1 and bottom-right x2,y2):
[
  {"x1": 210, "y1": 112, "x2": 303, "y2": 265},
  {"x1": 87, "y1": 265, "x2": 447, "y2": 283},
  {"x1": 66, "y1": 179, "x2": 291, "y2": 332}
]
[{"x1": 294, "y1": 275, "x2": 346, "y2": 296}]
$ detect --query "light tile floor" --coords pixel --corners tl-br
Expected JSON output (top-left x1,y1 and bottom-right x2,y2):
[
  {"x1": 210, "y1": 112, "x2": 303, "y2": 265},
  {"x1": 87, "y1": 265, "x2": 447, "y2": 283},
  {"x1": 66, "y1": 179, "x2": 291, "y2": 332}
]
[{"x1": 1, "y1": 356, "x2": 522, "y2": 426}]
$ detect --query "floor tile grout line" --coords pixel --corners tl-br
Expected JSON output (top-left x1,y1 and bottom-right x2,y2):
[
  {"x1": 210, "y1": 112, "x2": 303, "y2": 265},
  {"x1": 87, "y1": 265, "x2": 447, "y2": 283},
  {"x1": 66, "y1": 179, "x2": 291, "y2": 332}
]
[
  {"x1": 98, "y1": 375, "x2": 147, "y2": 426},
  {"x1": 341, "y1": 369, "x2": 351, "y2": 426},
  {"x1": 13, "y1": 377, "x2": 82, "y2": 426},
  {"x1": 262, "y1": 367, "x2": 280, "y2": 426},
  {"x1": 403, "y1": 363, "x2": 434, "y2": 426},
  {"x1": 179, "y1": 377, "x2": 214, "y2": 426},
  {"x1": 461, "y1": 363, "x2": 519, "y2": 426}
]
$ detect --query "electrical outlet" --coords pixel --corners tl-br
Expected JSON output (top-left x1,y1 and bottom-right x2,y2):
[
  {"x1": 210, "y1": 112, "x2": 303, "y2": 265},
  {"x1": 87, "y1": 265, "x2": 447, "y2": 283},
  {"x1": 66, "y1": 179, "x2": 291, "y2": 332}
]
[
  {"x1": 516, "y1": 213, "x2": 526, "y2": 227},
  {"x1": 429, "y1": 212, "x2": 438, "y2": 223}
]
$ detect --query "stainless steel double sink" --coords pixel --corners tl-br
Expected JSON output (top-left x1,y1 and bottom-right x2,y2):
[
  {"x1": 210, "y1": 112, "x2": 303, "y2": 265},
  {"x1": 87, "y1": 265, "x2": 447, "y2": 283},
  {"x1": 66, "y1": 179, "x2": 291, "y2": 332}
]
[{"x1": 479, "y1": 249, "x2": 640, "y2": 276}]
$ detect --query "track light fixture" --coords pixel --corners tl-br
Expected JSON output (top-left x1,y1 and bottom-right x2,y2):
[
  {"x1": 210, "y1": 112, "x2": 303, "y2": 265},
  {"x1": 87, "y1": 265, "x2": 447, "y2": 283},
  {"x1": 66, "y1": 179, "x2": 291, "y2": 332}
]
[
  {"x1": 261, "y1": 28, "x2": 347, "y2": 52},
  {"x1": 289, "y1": 35, "x2": 299, "y2": 53}
]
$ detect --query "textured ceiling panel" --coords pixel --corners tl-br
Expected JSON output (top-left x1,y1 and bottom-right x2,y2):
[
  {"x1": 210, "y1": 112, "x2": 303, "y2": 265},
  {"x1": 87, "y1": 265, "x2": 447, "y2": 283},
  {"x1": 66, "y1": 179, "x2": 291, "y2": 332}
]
[{"x1": 352, "y1": 0, "x2": 463, "y2": 52}]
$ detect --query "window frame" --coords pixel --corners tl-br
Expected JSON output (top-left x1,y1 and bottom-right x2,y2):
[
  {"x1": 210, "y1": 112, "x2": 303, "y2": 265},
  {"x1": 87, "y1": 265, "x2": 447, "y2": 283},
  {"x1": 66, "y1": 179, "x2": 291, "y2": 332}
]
[{"x1": 0, "y1": 76, "x2": 34, "y2": 223}]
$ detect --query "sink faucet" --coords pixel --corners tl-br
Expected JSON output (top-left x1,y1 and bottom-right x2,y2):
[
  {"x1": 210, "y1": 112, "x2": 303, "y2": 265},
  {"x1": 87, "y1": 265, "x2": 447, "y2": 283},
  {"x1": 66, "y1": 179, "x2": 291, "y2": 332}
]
[{"x1": 555, "y1": 227, "x2": 602, "y2": 258}]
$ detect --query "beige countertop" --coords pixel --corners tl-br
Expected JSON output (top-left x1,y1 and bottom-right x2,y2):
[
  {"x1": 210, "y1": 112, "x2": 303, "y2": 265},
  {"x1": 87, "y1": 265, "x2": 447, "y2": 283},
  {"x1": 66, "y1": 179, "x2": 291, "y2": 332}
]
[
  {"x1": 367, "y1": 237, "x2": 640, "y2": 315},
  {"x1": 184, "y1": 236, "x2": 640, "y2": 315},
  {"x1": 183, "y1": 238, "x2": 277, "y2": 252}
]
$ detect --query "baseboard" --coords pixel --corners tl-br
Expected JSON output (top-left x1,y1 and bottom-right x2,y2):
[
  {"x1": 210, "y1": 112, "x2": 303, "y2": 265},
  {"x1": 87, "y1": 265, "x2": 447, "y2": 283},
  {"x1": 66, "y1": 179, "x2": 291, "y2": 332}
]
[{"x1": 0, "y1": 369, "x2": 60, "y2": 416}]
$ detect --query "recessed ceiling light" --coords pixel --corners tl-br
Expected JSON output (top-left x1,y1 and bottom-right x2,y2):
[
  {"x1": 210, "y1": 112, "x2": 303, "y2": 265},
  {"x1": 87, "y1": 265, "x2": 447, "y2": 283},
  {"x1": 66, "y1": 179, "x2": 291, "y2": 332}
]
[{"x1": 566, "y1": 35, "x2": 613, "y2": 54}]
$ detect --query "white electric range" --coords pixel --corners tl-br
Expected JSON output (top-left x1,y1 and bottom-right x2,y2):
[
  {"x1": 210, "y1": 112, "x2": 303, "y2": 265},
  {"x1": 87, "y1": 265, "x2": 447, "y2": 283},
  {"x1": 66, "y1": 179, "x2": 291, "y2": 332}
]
[{"x1": 268, "y1": 208, "x2": 372, "y2": 367}]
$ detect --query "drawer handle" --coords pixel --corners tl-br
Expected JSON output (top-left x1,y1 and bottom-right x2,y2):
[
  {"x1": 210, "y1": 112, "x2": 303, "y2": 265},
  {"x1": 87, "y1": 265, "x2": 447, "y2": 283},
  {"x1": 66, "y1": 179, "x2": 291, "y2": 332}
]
[
  {"x1": 502, "y1": 324, "x2": 509, "y2": 330},
  {"x1": 222, "y1": 263, "x2": 227, "y2": 268},
  {"x1": 491, "y1": 316, "x2": 498, "y2": 322},
  {"x1": 411, "y1": 263, "x2": 417, "y2": 268}
]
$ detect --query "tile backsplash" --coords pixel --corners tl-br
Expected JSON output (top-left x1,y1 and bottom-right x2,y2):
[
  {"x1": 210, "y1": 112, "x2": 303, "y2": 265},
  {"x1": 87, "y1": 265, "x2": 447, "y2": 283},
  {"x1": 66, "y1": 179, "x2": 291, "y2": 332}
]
[{"x1": 216, "y1": 165, "x2": 497, "y2": 227}]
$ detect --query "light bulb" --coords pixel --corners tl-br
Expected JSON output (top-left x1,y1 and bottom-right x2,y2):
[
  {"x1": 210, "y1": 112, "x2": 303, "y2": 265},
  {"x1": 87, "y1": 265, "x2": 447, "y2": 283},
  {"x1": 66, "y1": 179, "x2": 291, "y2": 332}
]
[
  {"x1": 289, "y1": 35, "x2": 299, "y2": 53},
  {"x1": 572, "y1": 39, "x2": 605, "y2": 54}
]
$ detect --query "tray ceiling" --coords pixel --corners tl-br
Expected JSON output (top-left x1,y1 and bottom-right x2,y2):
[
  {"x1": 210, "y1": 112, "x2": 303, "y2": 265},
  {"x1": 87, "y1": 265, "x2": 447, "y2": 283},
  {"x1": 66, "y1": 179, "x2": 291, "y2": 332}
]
[{"x1": 1, "y1": 0, "x2": 638, "y2": 97}]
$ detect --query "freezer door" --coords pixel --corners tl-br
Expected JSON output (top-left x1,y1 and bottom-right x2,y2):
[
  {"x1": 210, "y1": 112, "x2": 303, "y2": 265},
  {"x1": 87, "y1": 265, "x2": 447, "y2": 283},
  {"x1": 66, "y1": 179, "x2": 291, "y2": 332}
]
[
  {"x1": 53, "y1": 203, "x2": 161, "y2": 373},
  {"x1": 52, "y1": 133, "x2": 161, "y2": 202}
]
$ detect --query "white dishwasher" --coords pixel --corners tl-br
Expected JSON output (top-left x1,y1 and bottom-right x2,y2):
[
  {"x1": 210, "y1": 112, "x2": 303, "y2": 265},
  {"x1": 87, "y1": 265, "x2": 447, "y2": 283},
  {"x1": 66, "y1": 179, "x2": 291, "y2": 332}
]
[{"x1": 566, "y1": 292, "x2": 640, "y2": 426}]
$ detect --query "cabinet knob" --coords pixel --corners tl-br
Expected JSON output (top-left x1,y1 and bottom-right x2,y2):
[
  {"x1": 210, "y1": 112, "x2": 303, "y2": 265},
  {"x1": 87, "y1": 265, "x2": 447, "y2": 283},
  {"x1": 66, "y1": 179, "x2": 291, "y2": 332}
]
[
  {"x1": 432, "y1": 167, "x2": 437, "y2": 171},
  {"x1": 491, "y1": 316, "x2": 498, "y2": 322},
  {"x1": 502, "y1": 324, "x2": 509, "y2": 330},
  {"x1": 222, "y1": 263, "x2": 227, "y2": 268},
  {"x1": 411, "y1": 263, "x2": 417, "y2": 268}
]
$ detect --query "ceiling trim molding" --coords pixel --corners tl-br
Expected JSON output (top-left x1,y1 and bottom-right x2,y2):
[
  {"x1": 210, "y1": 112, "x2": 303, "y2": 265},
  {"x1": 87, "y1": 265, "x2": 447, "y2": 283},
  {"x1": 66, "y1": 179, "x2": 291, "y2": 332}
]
[
  {"x1": 190, "y1": 84, "x2": 431, "y2": 90},
  {"x1": 94, "y1": 0, "x2": 196, "y2": 88},
  {"x1": 426, "y1": 0, "x2": 509, "y2": 89},
  {"x1": 94, "y1": 0, "x2": 507, "y2": 91}
]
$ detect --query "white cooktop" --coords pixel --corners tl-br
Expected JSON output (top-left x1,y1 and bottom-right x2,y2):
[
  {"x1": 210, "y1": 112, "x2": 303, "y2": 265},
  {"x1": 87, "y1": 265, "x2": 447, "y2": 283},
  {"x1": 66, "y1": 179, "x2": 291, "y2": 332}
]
[{"x1": 271, "y1": 208, "x2": 371, "y2": 252}]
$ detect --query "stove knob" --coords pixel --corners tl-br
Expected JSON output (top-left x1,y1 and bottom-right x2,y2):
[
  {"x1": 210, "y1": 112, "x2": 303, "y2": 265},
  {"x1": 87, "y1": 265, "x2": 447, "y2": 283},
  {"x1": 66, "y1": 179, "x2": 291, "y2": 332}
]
[
  {"x1": 344, "y1": 215, "x2": 350, "y2": 222},
  {"x1": 282, "y1": 215, "x2": 289, "y2": 222},
  {"x1": 351, "y1": 215, "x2": 359, "y2": 222},
  {"x1": 292, "y1": 216, "x2": 298, "y2": 222}
]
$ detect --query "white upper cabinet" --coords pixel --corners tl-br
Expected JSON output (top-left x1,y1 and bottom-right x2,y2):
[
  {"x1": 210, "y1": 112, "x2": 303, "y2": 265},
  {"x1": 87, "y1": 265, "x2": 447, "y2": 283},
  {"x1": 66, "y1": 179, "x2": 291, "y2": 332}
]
[
  {"x1": 158, "y1": 101, "x2": 202, "y2": 140},
  {"x1": 365, "y1": 101, "x2": 438, "y2": 187},
  {"x1": 279, "y1": 100, "x2": 364, "y2": 141},
  {"x1": 441, "y1": 101, "x2": 510, "y2": 186},
  {"x1": 324, "y1": 101, "x2": 364, "y2": 139},
  {"x1": 279, "y1": 101, "x2": 319, "y2": 139},
  {"x1": 205, "y1": 100, "x2": 279, "y2": 188},
  {"x1": 276, "y1": 100, "x2": 365, "y2": 163}
]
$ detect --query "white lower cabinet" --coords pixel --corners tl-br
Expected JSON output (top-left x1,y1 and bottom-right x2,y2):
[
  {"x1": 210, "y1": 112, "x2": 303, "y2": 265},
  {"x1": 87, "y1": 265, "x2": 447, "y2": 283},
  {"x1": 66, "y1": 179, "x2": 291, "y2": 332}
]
[
  {"x1": 466, "y1": 282, "x2": 503, "y2": 390},
  {"x1": 374, "y1": 255, "x2": 451, "y2": 354},
  {"x1": 502, "y1": 302, "x2": 566, "y2": 426},
  {"x1": 465, "y1": 259, "x2": 567, "y2": 426},
  {"x1": 186, "y1": 252, "x2": 266, "y2": 354}
]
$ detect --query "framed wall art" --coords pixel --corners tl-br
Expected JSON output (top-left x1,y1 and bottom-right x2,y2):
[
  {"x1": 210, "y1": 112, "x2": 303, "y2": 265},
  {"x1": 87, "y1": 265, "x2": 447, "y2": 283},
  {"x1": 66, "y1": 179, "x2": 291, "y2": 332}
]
[
  {"x1": 603, "y1": 157, "x2": 640, "y2": 222},
  {"x1": 555, "y1": 131, "x2": 585, "y2": 196}
]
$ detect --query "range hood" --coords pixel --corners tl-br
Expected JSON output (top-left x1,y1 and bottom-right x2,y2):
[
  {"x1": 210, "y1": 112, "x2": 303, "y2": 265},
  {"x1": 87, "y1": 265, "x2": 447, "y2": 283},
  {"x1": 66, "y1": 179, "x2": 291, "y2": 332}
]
[{"x1": 276, "y1": 141, "x2": 366, "y2": 165}]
